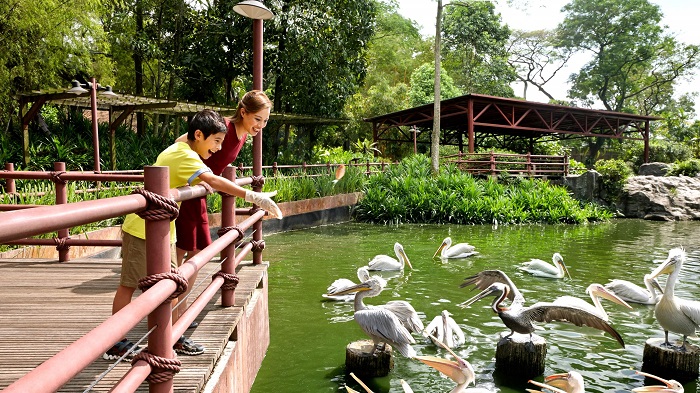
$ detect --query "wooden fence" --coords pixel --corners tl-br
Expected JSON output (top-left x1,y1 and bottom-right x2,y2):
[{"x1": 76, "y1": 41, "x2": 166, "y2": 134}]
[{"x1": 444, "y1": 152, "x2": 569, "y2": 178}]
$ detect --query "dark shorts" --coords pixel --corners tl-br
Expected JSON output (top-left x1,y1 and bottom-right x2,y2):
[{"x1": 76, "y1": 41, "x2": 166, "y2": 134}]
[
  {"x1": 175, "y1": 196, "x2": 212, "y2": 251},
  {"x1": 121, "y1": 232, "x2": 177, "y2": 288}
]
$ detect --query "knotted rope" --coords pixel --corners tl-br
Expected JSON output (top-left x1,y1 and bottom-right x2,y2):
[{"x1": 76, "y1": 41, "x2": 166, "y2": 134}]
[
  {"x1": 138, "y1": 267, "x2": 188, "y2": 303},
  {"x1": 250, "y1": 175, "x2": 265, "y2": 188},
  {"x1": 132, "y1": 350, "x2": 181, "y2": 383},
  {"x1": 131, "y1": 188, "x2": 179, "y2": 221},
  {"x1": 213, "y1": 271, "x2": 240, "y2": 290},
  {"x1": 217, "y1": 225, "x2": 245, "y2": 241},
  {"x1": 50, "y1": 171, "x2": 67, "y2": 184},
  {"x1": 53, "y1": 236, "x2": 70, "y2": 252},
  {"x1": 251, "y1": 240, "x2": 266, "y2": 252}
]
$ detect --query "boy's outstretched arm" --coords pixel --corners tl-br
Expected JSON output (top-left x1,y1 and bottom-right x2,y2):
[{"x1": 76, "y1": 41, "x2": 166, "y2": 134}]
[{"x1": 198, "y1": 172, "x2": 283, "y2": 219}]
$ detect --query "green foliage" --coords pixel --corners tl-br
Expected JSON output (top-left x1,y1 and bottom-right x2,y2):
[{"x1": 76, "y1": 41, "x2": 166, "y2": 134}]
[
  {"x1": 668, "y1": 159, "x2": 700, "y2": 177},
  {"x1": 568, "y1": 159, "x2": 588, "y2": 175},
  {"x1": 354, "y1": 154, "x2": 611, "y2": 225},
  {"x1": 621, "y1": 139, "x2": 693, "y2": 169},
  {"x1": 593, "y1": 159, "x2": 634, "y2": 198},
  {"x1": 409, "y1": 62, "x2": 462, "y2": 106}
]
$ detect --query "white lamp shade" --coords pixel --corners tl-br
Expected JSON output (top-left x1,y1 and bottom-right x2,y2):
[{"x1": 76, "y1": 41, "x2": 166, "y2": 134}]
[{"x1": 233, "y1": 0, "x2": 274, "y2": 20}]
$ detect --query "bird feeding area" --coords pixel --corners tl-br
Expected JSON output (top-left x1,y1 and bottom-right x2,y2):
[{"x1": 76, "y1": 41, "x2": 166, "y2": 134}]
[{"x1": 251, "y1": 220, "x2": 700, "y2": 393}]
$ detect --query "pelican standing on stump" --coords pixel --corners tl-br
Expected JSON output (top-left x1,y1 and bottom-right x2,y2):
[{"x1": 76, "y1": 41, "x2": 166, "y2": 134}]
[
  {"x1": 604, "y1": 274, "x2": 664, "y2": 305},
  {"x1": 367, "y1": 242, "x2": 412, "y2": 271},
  {"x1": 434, "y1": 237, "x2": 478, "y2": 259},
  {"x1": 424, "y1": 310, "x2": 466, "y2": 349},
  {"x1": 323, "y1": 266, "x2": 371, "y2": 301},
  {"x1": 552, "y1": 283, "x2": 633, "y2": 321},
  {"x1": 327, "y1": 276, "x2": 417, "y2": 357},
  {"x1": 527, "y1": 371, "x2": 586, "y2": 393},
  {"x1": 520, "y1": 253, "x2": 571, "y2": 279},
  {"x1": 459, "y1": 270, "x2": 625, "y2": 348},
  {"x1": 649, "y1": 247, "x2": 700, "y2": 350}
]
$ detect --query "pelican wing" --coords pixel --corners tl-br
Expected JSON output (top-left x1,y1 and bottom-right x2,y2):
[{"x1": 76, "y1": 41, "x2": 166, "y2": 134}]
[
  {"x1": 383, "y1": 300, "x2": 425, "y2": 334},
  {"x1": 524, "y1": 302, "x2": 625, "y2": 348},
  {"x1": 460, "y1": 270, "x2": 524, "y2": 306},
  {"x1": 520, "y1": 259, "x2": 558, "y2": 275},
  {"x1": 445, "y1": 243, "x2": 476, "y2": 258},
  {"x1": 678, "y1": 297, "x2": 700, "y2": 326},
  {"x1": 367, "y1": 255, "x2": 398, "y2": 270},
  {"x1": 327, "y1": 278, "x2": 355, "y2": 293},
  {"x1": 604, "y1": 279, "x2": 649, "y2": 303},
  {"x1": 445, "y1": 316, "x2": 466, "y2": 347},
  {"x1": 355, "y1": 307, "x2": 416, "y2": 355}
]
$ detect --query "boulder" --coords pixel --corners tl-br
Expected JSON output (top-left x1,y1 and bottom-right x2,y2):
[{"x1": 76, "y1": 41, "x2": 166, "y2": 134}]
[
  {"x1": 559, "y1": 170, "x2": 607, "y2": 205},
  {"x1": 638, "y1": 162, "x2": 672, "y2": 176},
  {"x1": 620, "y1": 176, "x2": 700, "y2": 221}
]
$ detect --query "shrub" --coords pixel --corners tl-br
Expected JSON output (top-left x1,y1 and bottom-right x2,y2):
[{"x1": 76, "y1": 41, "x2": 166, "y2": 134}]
[
  {"x1": 568, "y1": 159, "x2": 588, "y2": 175},
  {"x1": 623, "y1": 139, "x2": 693, "y2": 169},
  {"x1": 593, "y1": 159, "x2": 633, "y2": 199},
  {"x1": 668, "y1": 159, "x2": 700, "y2": 177}
]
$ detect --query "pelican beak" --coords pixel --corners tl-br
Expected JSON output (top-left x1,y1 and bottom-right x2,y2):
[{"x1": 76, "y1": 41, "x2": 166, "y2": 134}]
[
  {"x1": 632, "y1": 370, "x2": 682, "y2": 392},
  {"x1": 344, "y1": 385, "x2": 360, "y2": 393},
  {"x1": 400, "y1": 379, "x2": 414, "y2": 393},
  {"x1": 559, "y1": 260, "x2": 572, "y2": 280},
  {"x1": 458, "y1": 286, "x2": 497, "y2": 308},
  {"x1": 327, "y1": 281, "x2": 372, "y2": 297},
  {"x1": 398, "y1": 247, "x2": 413, "y2": 270},
  {"x1": 527, "y1": 379, "x2": 568, "y2": 393},
  {"x1": 433, "y1": 241, "x2": 447, "y2": 258},
  {"x1": 596, "y1": 285, "x2": 633, "y2": 309},
  {"x1": 650, "y1": 256, "x2": 677, "y2": 279},
  {"x1": 651, "y1": 278, "x2": 664, "y2": 295},
  {"x1": 414, "y1": 355, "x2": 473, "y2": 386}
]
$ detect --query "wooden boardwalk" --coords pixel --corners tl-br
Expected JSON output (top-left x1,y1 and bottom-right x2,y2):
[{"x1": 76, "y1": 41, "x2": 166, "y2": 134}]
[{"x1": 0, "y1": 256, "x2": 267, "y2": 392}]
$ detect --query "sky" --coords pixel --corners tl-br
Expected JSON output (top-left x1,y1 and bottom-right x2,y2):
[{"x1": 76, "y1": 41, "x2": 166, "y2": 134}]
[{"x1": 393, "y1": 0, "x2": 700, "y2": 113}]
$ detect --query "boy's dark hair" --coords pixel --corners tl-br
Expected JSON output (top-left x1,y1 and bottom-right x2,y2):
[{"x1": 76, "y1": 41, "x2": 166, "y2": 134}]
[{"x1": 188, "y1": 109, "x2": 227, "y2": 140}]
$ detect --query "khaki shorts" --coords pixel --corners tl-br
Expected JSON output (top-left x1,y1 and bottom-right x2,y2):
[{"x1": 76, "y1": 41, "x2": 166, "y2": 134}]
[{"x1": 120, "y1": 232, "x2": 178, "y2": 288}]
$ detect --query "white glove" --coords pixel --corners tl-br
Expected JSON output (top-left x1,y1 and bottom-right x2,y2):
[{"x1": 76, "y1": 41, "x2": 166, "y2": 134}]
[{"x1": 244, "y1": 190, "x2": 283, "y2": 219}]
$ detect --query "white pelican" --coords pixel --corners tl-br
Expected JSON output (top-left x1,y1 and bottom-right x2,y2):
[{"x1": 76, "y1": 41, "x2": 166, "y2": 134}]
[
  {"x1": 367, "y1": 242, "x2": 412, "y2": 271},
  {"x1": 459, "y1": 270, "x2": 625, "y2": 348},
  {"x1": 649, "y1": 247, "x2": 700, "y2": 350},
  {"x1": 434, "y1": 237, "x2": 478, "y2": 259},
  {"x1": 322, "y1": 266, "x2": 371, "y2": 301},
  {"x1": 400, "y1": 380, "x2": 414, "y2": 393},
  {"x1": 424, "y1": 310, "x2": 466, "y2": 348},
  {"x1": 414, "y1": 336, "x2": 493, "y2": 392},
  {"x1": 327, "y1": 276, "x2": 417, "y2": 357},
  {"x1": 520, "y1": 253, "x2": 571, "y2": 279},
  {"x1": 382, "y1": 299, "x2": 425, "y2": 336},
  {"x1": 527, "y1": 371, "x2": 586, "y2": 393},
  {"x1": 604, "y1": 274, "x2": 664, "y2": 305},
  {"x1": 631, "y1": 370, "x2": 684, "y2": 393},
  {"x1": 552, "y1": 283, "x2": 633, "y2": 321}
]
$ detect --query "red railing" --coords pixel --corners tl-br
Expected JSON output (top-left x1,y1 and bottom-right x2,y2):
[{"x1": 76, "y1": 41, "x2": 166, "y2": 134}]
[
  {"x1": 443, "y1": 151, "x2": 570, "y2": 178},
  {"x1": 236, "y1": 161, "x2": 393, "y2": 178},
  {"x1": 0, "y1": 165, "x2": 263, "y2": 392}
]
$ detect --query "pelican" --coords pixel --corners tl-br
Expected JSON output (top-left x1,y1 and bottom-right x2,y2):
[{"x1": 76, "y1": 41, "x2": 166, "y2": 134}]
[
  {"x1": 604, "y1": 274, "x2": 664, "y2": 305},
  {"x1": 527, "y1": 371, "x2": 585, "y2": 393},
  {"x1": 649, "y1": 247, "x2": 700, "y2": 349},
  {"x1": 382, "y1": 299, "x2": 425, "y2": 336},
  {"x1": 459, "y1": 270, "x2": 625, "y2": 348},
  {"x1": 322, "y1": 266, "x2": 371, "y2": 301},
  {"x1": 414, "y1": 335, "x2": 493, "y2": 392},
  {"x1": 400, "y1": 380, "x2": 414, "y2": 393},
  {"x1": 346, "y1": 372, "x2": 373, "y2": 393},
  {"x1": 367, "y1": 242, "x2": 412, "y2": 271},
  {"x1": 520, "y1": 253, "x2": 571, "y2": 279},
  {"x1": 631, "y1": 370, "x2": 684, "y2": 392},
  {"x1": 552, "y1": 283, "x2": 633, "y2": 321},
  {"x1": 424, "y1": 310, "x2": 466, "y2": 348},
  {"x1": 433, "y1": 237, "x2": 478, "y2": 259},
  {"x1": 327, "y1": 276, "x2": 417, "y2": 357}
]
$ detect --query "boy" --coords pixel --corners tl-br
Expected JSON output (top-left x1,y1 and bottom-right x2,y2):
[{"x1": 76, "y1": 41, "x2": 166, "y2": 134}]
[{"x1": 104, "y1": 109, "x2": 282, "y2": 360}]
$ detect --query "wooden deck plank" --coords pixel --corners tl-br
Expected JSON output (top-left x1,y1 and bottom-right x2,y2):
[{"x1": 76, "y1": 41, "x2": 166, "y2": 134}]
[{"x1": 0, "y1": 256, "x2": 265, "y2": 392}]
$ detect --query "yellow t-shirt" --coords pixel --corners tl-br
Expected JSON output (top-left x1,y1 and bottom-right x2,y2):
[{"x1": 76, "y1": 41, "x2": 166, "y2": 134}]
[{"x1": 122, "y1": 142, "x2": 212, "y2": 241}]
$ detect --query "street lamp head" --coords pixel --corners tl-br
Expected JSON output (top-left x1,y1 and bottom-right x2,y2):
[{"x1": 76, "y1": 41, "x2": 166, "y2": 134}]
[
  {"x1": 67, "y1": 80, "x2": 89, "y2": 95},
  {"x1": 99, "y1": 85, "x2": 117, "y2": 96},
  {"x1": 233, "y1": 0, "x2": 274, "y2": 20}
]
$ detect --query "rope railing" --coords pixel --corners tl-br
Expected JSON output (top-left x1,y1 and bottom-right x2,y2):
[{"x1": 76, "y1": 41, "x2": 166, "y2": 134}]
[{"x1": 1, "y1": 164, "x2": 263, "y2": 393}]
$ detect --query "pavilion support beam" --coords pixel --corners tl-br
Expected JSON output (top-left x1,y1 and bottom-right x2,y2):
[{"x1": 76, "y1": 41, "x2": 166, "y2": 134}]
[{"x1": 20, "y1": 97, "x2": 47, "y2": 167}]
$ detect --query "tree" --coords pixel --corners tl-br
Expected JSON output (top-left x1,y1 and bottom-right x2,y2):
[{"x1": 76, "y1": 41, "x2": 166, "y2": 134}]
[
  {"x1": 555, "y1": 0, "x2": 700, "y2": 163},
  {"x1": 409, "y1": 62, "x2": 461, "y2": 106}
]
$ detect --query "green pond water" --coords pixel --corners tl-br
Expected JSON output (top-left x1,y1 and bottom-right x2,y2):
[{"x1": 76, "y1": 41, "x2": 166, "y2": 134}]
[{"x1": 249, "y1": 219, "x2": 700, "y2": 393}]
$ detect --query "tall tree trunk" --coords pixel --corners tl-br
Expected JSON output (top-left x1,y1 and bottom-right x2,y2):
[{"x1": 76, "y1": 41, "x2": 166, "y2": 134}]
[{"x1": 134, "y1": 0, "x2": 144, "y2": 135}]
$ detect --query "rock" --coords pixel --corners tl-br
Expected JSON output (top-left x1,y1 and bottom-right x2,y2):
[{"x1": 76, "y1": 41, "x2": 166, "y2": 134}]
[
  {"x1": 620, "y1": 176, "x2": 700, "y2": 221},
  {"x1": 559, "y1": 170, "x2": 606, "y2": 205},
  {"x1": 638, "y1": 162, "x2": 672, "y2": 176}
]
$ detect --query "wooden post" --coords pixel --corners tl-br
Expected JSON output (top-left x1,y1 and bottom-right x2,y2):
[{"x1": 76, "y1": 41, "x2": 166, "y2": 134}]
[
  {"x1": 345, "y1": 340, "x2": 393, "y2": 378},
  {"x1": 642, "y1": 338, "x2": 700, "y2": 383},
  {"x1": 494, "y1": 332, "x2": 546, "y2": 380},
  {"x1": 490, "y1": 151, "x2": 496, "y2": 178}
]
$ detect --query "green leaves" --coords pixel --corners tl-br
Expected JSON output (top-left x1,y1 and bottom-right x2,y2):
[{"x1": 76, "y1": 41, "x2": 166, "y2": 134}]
[{"x1": 354, "y1": 154, "x2": 612, "y2": 225}]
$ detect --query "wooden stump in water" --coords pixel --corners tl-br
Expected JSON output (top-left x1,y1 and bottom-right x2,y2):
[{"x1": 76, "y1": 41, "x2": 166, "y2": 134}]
[
  {"x1": 494, "y1": 332, "x2": 546, "y2": 380},
  {"x1": 345, "y1": 340, "x2": 393, "y2": 378},
  {"x1": 642, "y1": 337, "x2": 700, "y2": 383}
]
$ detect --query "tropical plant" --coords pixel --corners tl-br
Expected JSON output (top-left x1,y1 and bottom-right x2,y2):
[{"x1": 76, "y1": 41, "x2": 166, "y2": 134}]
[
  {"x1": 668, "y1": 159, "x2": 700, "y2": 177},
  {"x1": 593, "y1": 158, "x2": 634, "y2": 200}
]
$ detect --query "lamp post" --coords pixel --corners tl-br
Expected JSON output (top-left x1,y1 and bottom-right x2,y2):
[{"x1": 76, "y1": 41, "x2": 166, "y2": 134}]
[
  {"x1": 233, "y1": 0, "x2": 273, "y2": 265},
  {"x1": 412, "y1": 126, "x2": 420, "y2": 154},
  {"x1": 67, "y1": 78, "x2": 116, "y2": 172}
]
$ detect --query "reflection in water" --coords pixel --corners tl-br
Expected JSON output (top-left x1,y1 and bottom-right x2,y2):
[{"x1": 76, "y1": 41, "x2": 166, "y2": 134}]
[{"x1": 251, "y1": 220, "x2": 700, "y2": 393}]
